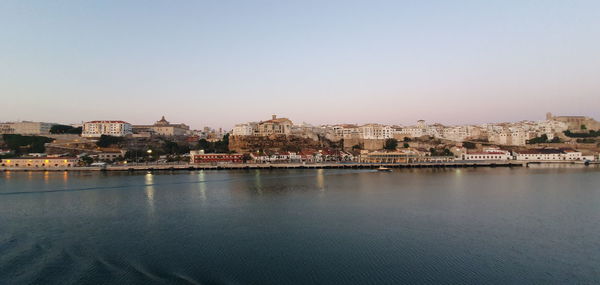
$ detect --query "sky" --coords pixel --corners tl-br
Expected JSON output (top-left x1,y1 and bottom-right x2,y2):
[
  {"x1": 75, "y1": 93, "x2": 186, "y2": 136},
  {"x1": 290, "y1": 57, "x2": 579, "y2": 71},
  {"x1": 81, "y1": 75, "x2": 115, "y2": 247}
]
[{"x1": 1, "y1": 0, "x2": 599, "y2": 129}]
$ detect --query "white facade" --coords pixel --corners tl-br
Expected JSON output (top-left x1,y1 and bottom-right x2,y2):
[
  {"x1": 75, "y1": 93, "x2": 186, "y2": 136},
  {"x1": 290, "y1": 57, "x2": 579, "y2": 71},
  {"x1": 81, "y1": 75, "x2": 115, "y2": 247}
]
[
  {"x1": 232, "y1": 123, "x2": 257, "y2": 136},
  {"x1": 462, "y1": 149, "x2": 512, "y2": 161},
  {"x1": 513, "y1": 149, "x2": 582, "y2": 161},
  {"x1": 0, "y1": 121, "x2": 55, "y2": 135},
  {"x1": 82, "y1": 121, "x2": 132, "y2": 137},
  {"x1": 359, "y1": 124, "x2": 393, "y2": 139}
]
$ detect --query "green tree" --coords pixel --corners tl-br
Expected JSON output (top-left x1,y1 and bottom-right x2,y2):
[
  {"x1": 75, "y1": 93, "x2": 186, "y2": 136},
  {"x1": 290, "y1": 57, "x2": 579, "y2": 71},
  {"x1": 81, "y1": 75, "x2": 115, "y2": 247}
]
[
  {"x1": 197, "y1": 139, "x2": 212, "y2": 151},
  {"x1": 80, "y1": 155, "x2": 94, "y2": 165},
  {"x1": 352, "y1": 144, "x2": 362, "y2": 150},
  {"x1": 527, "y1": 134, "x2": 549, "y2": 144},
  {"x1": 384, "y1": 138, "x2": 398, "y2": 150},
  {"x1": 403, "y1": 137, "x2": 412, "y2": 142},
  {"x1": 96, "y1": 135, "x2": 124, "y2": 148},
  {"x1": 581, "y1": 124, "x2": 587, "y2": 130},
  {"x1": 50, "y1": 124, "x2": 73, "y2": 134},
  {"x1": 550, "y1": 136, "x2": 562, "y2": 143},
  {"x1": 463, "y1": 142, "x2": 476, "y2": 149},
  {"x1": 214, "y1": 133, "x2": 230, "y2": 153},
  {"x1": 403, "y1": 143, "x2": 409, "y2": 148},
  {"x1": 242, "y1": 153, "x2": 253, "y2": 163},
  {"x1": 2, "y1": 134, "x2": 53, "y2": 154}
]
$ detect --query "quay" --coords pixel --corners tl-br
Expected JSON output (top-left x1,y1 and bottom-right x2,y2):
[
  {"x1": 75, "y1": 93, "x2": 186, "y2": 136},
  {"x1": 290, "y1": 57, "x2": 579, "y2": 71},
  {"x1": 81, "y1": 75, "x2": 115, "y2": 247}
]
[{"x1": 1, "y1": 161, "x2": 525, "y2": 172}]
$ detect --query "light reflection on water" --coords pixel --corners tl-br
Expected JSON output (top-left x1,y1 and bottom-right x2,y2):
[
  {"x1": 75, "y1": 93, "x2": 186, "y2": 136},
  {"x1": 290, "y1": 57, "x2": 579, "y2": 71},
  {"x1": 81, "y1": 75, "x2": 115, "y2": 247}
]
[{"x1": 144, "y1": 172, "x2": 155, "y2": 215}]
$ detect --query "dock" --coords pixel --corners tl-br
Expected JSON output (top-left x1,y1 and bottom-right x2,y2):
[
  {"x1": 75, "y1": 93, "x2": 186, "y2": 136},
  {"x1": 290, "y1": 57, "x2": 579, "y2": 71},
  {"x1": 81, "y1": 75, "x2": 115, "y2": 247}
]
[{"x1": 1, "y1": 161, "x2": 525, "y2": 172}]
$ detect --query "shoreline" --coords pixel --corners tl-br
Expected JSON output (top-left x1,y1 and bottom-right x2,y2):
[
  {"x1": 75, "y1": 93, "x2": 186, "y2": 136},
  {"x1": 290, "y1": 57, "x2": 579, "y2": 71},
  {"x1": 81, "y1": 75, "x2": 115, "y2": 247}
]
[
  {"x1": 3, "y1": 161, "x2": 525, "y2": 172},
  {"x1": 1, "y1": 161, "x2": 597, "y2": 172}
]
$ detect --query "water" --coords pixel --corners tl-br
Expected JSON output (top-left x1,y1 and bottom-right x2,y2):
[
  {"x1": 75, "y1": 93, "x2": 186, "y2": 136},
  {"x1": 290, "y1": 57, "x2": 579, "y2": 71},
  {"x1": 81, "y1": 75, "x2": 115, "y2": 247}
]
[{"x1": 1, "y1": 166, "x2": 599, "y2": 284}]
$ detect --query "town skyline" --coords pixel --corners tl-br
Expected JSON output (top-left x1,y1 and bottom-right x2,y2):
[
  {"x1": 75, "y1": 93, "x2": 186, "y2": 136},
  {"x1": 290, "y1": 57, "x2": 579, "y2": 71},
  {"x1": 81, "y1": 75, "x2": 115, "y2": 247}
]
[{"x1": 1, "y1": 111, "x2": 598, "y2": 131}]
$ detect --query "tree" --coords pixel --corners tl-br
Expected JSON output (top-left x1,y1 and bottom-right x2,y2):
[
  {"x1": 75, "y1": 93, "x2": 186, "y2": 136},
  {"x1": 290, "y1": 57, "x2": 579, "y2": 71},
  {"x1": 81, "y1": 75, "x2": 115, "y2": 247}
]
[
  {"x1": 384, "y1": 138, "x2": 398, "y2": 150},
  {"x1": 2, "y1": 134, "x2": 53, "y2": 155},
  {"x1": 463, "y1": 142, "x2": 476, "y2": 149},
  {"x1": 581, "y1": 124, "x2": 587, "y2": 130},
  {"x1": 96, "y1": 135, "x2": 124, "y2": 148},
  {"x1": 527, "y1": 134, "x2": 549, "y2": 144},
  {"x1": 50, "y1": 124, "x2": 82, "y2": 134},
  {"x1": 242, "y1": 153, "x2": 253, "y2": 163},
  {"x1": 80, "y1": 156, "x2": 94, "y2": 165},
  {"x1": 162, "y1": 140, "x2": 189, "y2": 154},
  {"x1": 125, "y1": 150, "x2": 147, "y2": 162},
  {"x1": 564, "y1": 130, "x2": 600, "y2": 138},
  {"x1": 403, "y1": 143, "x2": 409, "y2": 148},
  {"x1": 197, "y1": 139, "x2": 212, "y2": 151},
  {"x1": 352, "y1": 144, "x2": 362, "y2": 150},
  {"x1": 50, "y1": 124, "x2": 72, "y2": 134},
  {"x1": 403, "y1": 137, "x2": 412, "y2": 142},
  {"x1": 196, "y1": 134, "x2": 230, "y2": 153}
]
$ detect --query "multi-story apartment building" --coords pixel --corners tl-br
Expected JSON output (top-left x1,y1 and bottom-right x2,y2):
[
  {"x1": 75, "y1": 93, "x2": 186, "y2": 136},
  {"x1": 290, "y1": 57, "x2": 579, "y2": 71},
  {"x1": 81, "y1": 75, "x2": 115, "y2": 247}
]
[
  {"x1": 232, "y1": 122, "x2": 258, "y2": 136},
  {"x1": 359, "y1": 124, "x2": 394, "y2": 139},
  {"x1": 0, "y1": 121, "x2": 56, "y2": 135},
  {"x1": 82, "y1": 121, "x2": 132, "y2": 137}
]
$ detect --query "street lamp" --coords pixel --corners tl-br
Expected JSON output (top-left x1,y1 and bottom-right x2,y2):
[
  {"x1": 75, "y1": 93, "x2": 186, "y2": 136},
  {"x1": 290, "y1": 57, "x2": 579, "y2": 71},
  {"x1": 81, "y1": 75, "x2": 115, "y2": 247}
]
[{"x1": 146, "y1": 149, "x2": 153, "y2": 165}]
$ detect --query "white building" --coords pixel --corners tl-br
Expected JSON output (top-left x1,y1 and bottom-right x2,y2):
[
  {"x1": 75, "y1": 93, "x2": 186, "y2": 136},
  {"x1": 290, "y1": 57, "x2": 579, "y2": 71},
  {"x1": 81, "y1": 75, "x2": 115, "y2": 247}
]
[
  {"x1": 461, "y1": 148, "x2": 512, "y2": 161},
  {"x1": 513, "y1": 149, "x2": 582, "y2": 161},
  {"x1": 82, "y1": 121, "x2": 132, "y2": 138},
  {"x1": 232, "y1": 122, "x2": 257, "y2": 136},
  {"x1": 359, "y1": 124, "x2": 393, "y2": 139},
  {"x1": 0, "y1": 121, "x2": 56, "y2": 135}
]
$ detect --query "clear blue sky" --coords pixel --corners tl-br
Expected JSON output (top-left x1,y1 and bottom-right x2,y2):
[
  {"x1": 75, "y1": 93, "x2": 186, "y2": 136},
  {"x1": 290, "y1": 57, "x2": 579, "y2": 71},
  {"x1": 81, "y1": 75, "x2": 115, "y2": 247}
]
[{"x1": 1, "y1": 0, "x2": 599, "y2": 129}]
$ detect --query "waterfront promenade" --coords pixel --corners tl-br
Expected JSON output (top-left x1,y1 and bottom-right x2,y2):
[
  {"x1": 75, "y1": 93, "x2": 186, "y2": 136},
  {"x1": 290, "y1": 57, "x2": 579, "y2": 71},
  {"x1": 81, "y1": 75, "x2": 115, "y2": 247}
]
[{"x1": 0, "y1": 161, "x2": 527, "y2": 172}]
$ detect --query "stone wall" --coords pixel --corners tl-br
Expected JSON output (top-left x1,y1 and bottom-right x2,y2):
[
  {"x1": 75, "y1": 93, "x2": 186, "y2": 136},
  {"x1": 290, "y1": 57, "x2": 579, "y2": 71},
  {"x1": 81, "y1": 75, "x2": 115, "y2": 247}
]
[
  {"x1": 343, "y1": 138, "x2": 385, "y2": 151},
  {"x1": 229, "y1": 135, "x2": 337, "y2": 153}
]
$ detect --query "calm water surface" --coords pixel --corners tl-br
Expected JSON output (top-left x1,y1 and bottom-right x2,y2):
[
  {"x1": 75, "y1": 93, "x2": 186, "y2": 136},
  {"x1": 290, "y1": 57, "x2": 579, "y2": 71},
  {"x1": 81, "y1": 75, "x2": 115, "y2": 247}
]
[{"x1": 1, "y1": 166, "x2": 599, "y2": 284}]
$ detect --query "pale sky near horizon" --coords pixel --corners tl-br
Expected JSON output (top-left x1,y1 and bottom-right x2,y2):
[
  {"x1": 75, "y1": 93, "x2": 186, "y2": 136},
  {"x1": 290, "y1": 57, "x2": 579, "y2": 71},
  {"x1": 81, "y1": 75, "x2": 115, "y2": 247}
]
[{"x1": 1, "y1": 0, "x2": 599, "y2": 129}]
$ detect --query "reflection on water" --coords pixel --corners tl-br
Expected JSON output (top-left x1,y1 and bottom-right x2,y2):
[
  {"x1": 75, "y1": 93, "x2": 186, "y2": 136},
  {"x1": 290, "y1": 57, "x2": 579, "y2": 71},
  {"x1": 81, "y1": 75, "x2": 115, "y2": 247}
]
[
  {"x1": 316, "y1": 169, "x2": 325, "y2": 191},
  {"x1": 197, "y1": 170, "x2": 207, "y2": 202},
  {"x1": 1, "y1": 167, "x2": 600, "y2": 284},
  {"x1": 144, "y1": 172, "x2": 155, "y2": 215},
  {"x1": 254, "y1": 169, "x2": 263, "y2": 194}
]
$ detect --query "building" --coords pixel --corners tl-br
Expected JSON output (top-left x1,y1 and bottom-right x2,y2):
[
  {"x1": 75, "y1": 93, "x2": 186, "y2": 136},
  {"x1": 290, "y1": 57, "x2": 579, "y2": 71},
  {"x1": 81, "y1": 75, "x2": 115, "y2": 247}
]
[
  {"x1": 232, "y1": 122, "x2": 258, "y2": 136},
  {"x1": 257, "y1": 115, "x2": 293, "y2": 136},
  {"x1": 190, "y1": 150, "x2": 244, "y2": 164},
  {"x1": 358, "y1": 151, "x2": 416, "y2": 163},
  {"x1": 513, "y1": 148, "x2": 583, "y2": 161},
  {"x1": 94, "y1": 150, "x2": 127, "y2": 161},
  {"x1": 82, "y1": 121, "x2": 132, "y2": 137},
  {"x1": 1, "y1": 157, "x2": 79, "y2": 168},
  {"x1": 546, "y1": 112, "x2": 600, "y2": 130},
  {"x1": 0, "y1": 121, "x2": 56, "y2": 135},
  {"x1": 133, "y1": 116, "x2": 190, "y2": 136},
  {"x1": 461, "y1": 148, "x2": 512, "y2": 161},
  {"x1": 358, "y1": 124, "x2": 394, "y2": 139},
  {"x1": 359, "y1": 150, "x2": 454, "y2": 163}
]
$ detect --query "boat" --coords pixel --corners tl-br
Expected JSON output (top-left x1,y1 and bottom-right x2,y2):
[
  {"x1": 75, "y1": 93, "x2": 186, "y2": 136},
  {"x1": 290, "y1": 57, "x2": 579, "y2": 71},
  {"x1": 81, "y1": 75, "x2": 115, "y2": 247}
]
[{"x1": 376, "y1": 166, "x2": 392, "y2": 172}]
